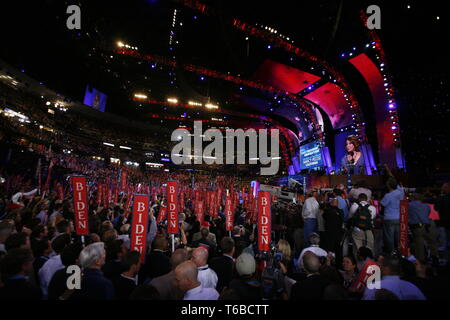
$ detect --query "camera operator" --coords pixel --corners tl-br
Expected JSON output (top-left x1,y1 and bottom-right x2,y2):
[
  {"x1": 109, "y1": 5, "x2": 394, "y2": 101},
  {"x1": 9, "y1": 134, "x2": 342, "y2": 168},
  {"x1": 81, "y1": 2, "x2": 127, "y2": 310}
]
[
  {"x1": 259, "y1": 244, "x2": 288, "y2": 300},
  {"x1": 276, "y1": 239, "x2": 295, "y2": 277}
]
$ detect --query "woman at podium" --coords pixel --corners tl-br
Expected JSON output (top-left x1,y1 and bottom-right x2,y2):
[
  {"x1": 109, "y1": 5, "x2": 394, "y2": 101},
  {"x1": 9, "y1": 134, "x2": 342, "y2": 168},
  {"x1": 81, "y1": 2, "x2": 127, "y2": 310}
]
[{"x1": 340, "y1": 135, "x2": 365, "y2": 175}]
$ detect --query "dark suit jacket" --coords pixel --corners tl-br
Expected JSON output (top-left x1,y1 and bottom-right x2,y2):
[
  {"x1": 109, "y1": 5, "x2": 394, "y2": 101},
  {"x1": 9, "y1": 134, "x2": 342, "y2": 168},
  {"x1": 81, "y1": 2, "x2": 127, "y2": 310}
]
[
  {"x1": 210, "y1": 255, "x2": 234, "y2": 293},
  {"x1": 48, "y1": 267, "x2": 69, "y2": 300},
  {"x1": 290, "y1": 274, "x2": 330, "y2": 300},
  {"x1": 102, "y1": 260, "x2": 124, "y2": 280},
  {"x1": 112, "y1": 274, "x2": 137, "y2": 300},
  {"x1": 70, "y1": 268, "x2": 115, "y2": 300},
  {"x1": 227, "y1": 278, "x2": 262, "y2": 300},
  {"x1": 0, "y1": 277, "x2": 42, "y2": 300},
  {"x1": 141, "y1": 250, "x2": 171, "y2": 282},
  {"x1": 33, "y1": 255, "x2": 49, "y2": 283}
]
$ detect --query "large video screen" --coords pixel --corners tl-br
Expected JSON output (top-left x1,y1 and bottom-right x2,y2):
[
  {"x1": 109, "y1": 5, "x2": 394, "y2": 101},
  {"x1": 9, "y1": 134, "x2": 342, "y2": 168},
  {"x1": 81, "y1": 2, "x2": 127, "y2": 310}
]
[
  {"x1": 300, "y1": 141, "x2": 323, "y2": 170},
  {"x1": 83, "y1": 85, "x2": 107, "y2": 112}
]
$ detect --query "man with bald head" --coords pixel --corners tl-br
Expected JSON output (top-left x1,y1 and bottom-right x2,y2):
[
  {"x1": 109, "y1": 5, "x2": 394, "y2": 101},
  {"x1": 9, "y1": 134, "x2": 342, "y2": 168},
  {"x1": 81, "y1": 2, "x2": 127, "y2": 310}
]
[
  {"x1": 150, "y1": 248, "x2": 188, "y2": 299},
  {"x1": 175, "y1": 261, "x2": 219, "y2": 300},
  {"x1": 290, "y1": 252, "x2": 330, "y2": 300},
  {"x1": 191, "y1": 247, "x2": 218, "y2": 289}
]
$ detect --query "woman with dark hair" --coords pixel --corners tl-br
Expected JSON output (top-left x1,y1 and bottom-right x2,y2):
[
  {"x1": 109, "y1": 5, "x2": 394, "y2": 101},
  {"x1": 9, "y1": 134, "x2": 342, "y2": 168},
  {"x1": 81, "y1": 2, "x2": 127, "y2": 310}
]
[
  {"x1": 339, "y1": 255, "x2": 358, "y2": 289},
  {"x1": 340, "y1": 135, "x2": 366, "y2": 175}
]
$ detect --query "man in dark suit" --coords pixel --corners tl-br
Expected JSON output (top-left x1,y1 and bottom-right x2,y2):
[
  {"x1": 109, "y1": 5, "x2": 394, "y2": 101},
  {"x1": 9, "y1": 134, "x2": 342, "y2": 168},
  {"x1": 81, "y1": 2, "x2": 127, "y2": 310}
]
[
  {"x1": 0, "y1": 248, "x2": 42, "y2": 300},
  {"x1": 290, "y1": 251, "x2": 330, "y2": 300},
  {"x1": 102, "y1": 239, "x2": 126, "y2": 280},
  {"x1": 210, "y1": 237, "x2": 235, "y2": 294},
  {"x1": 32, "y1": 238, "x2": 52, "y2": 284},
  {"x1": 140, "y1": 236, "x2": 171, "y2": 283},
  {"x1": 71, "y1": 242, "x2": 115, "y2": 300},
  {"x1": 150, "y1": 248, "x2": 188, "y2": 299},
  {"x1": 112, "y1": 251, "x2": 140, "y2": 300}
]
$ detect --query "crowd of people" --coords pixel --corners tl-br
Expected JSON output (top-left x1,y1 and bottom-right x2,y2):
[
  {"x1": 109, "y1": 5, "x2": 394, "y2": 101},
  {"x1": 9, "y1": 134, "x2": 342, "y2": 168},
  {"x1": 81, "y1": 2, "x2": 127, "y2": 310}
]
[
  {"x1": 2, "y1": 72, "x2": 450, "y2": 301},
  {"x1": 1, "y1": 137, "x2": 450, "y2": 300},
  {"x1": 0, "y1": 80, "x2": 172, "y2": 163}
]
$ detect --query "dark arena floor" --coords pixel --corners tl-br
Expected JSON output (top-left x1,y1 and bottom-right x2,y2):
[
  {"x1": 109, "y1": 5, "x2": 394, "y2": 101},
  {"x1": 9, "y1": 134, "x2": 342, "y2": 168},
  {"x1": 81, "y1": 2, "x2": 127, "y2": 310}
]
[{"x1": 0, "y1": 0, "x2": 449, "y2": 312}]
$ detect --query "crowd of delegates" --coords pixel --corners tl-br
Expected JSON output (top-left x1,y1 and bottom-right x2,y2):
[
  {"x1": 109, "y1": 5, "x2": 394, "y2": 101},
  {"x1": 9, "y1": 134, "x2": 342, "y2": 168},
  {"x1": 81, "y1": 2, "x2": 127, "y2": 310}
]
[
  {"x1": 0, "y1": 80, "x2": 174, "y2": 164},
  {"x1": 0, "y1": 116, "x2": 450, "y2": 300},
  {"x1": 1, "y1": 149, "x2": 450, "y2": 300}
]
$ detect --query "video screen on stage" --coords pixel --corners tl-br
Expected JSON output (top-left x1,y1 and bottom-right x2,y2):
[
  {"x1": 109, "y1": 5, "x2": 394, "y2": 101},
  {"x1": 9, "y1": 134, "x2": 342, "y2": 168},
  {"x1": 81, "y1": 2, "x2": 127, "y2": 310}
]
[
  {"x1": 300, "y1": 141, "x2": 324, "y2": 170},
  {"x1": 83, "y1": 85, "x2": 107, "y2": 112}
]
